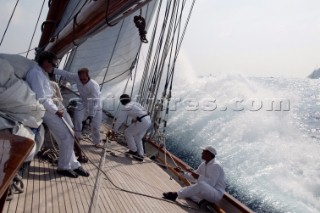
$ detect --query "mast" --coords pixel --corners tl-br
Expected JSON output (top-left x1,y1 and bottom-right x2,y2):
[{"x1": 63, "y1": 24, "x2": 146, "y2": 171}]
[{"x1": 40, "y1": 0, "x2": 151, "y2": 58}]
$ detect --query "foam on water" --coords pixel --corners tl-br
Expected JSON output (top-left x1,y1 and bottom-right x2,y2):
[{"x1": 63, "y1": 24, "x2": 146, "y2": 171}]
[
  {"x1": 165, "y1": 73, "x2": 320, "y2": 213},
  {"x1": 100, "y1": 59, "x2": 320, "y2": 212}
]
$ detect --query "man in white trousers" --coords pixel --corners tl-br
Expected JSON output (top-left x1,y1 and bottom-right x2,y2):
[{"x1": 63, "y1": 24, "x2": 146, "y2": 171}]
[
  {"x1": 54, "y1": 67, "x2": 103, "y2": 148},
  {"x1": 163, "y1": 145, "x2": 226, "y2": 205},
  {"x1": 112, "y1": 94, "x2": 151, "y2": 161},
  {"x1": 25, "y1": 51, "x2": 89, "y2": 178}
]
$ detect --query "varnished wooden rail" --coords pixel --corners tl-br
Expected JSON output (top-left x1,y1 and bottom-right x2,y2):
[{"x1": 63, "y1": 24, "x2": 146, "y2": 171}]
[{"x1": 0, "y1": 131, "x2": 34, "y2": 212}]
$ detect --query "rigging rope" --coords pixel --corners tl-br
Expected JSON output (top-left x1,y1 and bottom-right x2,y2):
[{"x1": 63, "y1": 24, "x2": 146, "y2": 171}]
[
  {"x1": 99, "y1": 154, "x2": 204, "y2": 211},
  {"x1": 100, "y1": 19, "x2": 125, "y2": 92},
  {"x1": 0, "y1": 0, "x2": 20, "y2": 47},
  {"x1": 134, "y1": 0, "x2": 196, "y2": 169},
  {"x1": 108, "y1": 2, "x2": 154, "y2": 135},
  {"x1": 40, "y1": 0, "x2": 86, "y2": 52},
  {"x1": 75, "y1": 135, "x2": 205, "y2": 212},
  {"x1": 137, "y1": 0, "x2": 165, "y2": 105},
  {"x1": 104, "y1": 0, "x2": 118, "y2": 27},
  {"x1": 16, "y1": 48, "x2": 36, "y2": 55},
  {"x1": 139, "y1": 0, "x2": 173, "y2": 107},
  {"x1": 26, "y1": 0, "x2": 46, "y2": 58},
  {"x1": 51, "y1": 1, "x2": 197, "y2": 210},
  {"x1": 141, "y1": 0, "x2": 195, "y2": 122},
  {"x1": 130, "y1": 52, "x2": 140, "y2": 96}
]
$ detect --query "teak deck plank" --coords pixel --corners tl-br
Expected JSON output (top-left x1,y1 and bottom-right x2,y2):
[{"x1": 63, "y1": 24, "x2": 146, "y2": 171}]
[
  {"x1": 3, "y1": 135, "x2": 201, "y2": 213},
  {"x1": 31, "y1": 160, "x2": 40, "y2": 212},
  {"x1": 37, "y1": 159, "x2": 46, "y2": 212}
]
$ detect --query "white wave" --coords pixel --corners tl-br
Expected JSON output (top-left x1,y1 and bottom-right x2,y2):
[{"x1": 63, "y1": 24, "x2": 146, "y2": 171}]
[{"x1": 167, "y1": 74, "x2": 320, "y2": 213}]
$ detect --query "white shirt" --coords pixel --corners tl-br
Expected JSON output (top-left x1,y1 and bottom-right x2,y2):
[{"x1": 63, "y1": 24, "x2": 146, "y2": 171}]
[
  {"x1": 113, "y1": 101, "x2": 148, "y2": 132},
  {"x1": 25, "y1": 64, "x2": 58, "y2": 114},
  {"x1": 54, "y1": 69, "x2": 101, "y2": 116},
  {"x1": 184, "y1": 159, "x2": 226, "y2": 194}
]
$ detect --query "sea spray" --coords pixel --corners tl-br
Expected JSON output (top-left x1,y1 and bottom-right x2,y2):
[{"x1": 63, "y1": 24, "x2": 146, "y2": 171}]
[
  {"x1": 165, "y1": 74, "x2": 320, "y2": 213},
  {"x1": 100, "y1": 66, "x2": 320, "y2": 212}
]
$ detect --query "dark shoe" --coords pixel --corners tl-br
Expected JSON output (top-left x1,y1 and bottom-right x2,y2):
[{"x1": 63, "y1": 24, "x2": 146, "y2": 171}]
[
  {"x1": 74, "y1": 166, "x2": 90, "y2": 177},
  {"x1": 198, "y1": 199, "x2": 208, "y2": 209},
  {"x1": 132, "y1": 154, "x2": 144, "y2": 162},
  {"x1": 125, "y1": 150, "x2": 137, "y2": 155},
  {"x1": 57, "y1": 169, "x2": 79, "y2": 178},
  {"x1": 163, "y1": 192, "x2": 178, "y2": 201}
]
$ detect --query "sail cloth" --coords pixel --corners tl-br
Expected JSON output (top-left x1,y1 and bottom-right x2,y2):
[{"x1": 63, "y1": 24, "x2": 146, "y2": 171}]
[
  {"x1": 0, "y1": 53, "x2": 37, "y2": 79},
  {"x1": 0, "y1": 55, "x2": 45, "y2": 159},
  {"x1": 50, "y1": 0, "x2": 158, "y2": 85}
]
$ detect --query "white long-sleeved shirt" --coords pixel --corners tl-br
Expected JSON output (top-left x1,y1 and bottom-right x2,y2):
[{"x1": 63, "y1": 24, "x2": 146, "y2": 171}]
[
  {"x1": 184, "y1": 159, "x2": 226, "y2": 194},
  {"x1": 54, "y1": 69, "x2": 101, "y2": 116},
  {"x1": 25, "y1": 64, "x2": 58, "y2": 114},
  {"x1": 113, "y1": 101, "x2": 148, "y2": 132}
]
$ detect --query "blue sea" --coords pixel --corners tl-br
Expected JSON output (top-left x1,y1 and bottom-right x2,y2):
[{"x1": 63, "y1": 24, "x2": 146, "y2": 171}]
[
  {"x1": 164, "y1": 74, "x2": 320, "y2": 213},
  {"x1": 103, "y1": 73, "x2": 320, "y2": 213}
]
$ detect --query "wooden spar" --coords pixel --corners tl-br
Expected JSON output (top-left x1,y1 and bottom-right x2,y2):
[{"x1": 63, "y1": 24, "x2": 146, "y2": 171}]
[
  {"x1": 38, "y1": 0, "x2": 69, "y2": 50},
  {"x1": 43, "y1": 0, "x2": 151, "y2": 58}
]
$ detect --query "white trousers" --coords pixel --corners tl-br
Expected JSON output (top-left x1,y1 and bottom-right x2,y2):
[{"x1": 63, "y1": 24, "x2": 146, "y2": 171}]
[
  {"x1": 177, "y1": 181, "x2": 223, "y2": 203},
  {"x1": 25, "y1": 125, "x2": 45, "y2": 162},
  {"x1": 43, "y1": 109, "x2": 81, "y2": 170},
  {"x1": 124, "y1": 117, "x2": 151, "y2": 156},
  {"x1": 74, "y1": 104, "x2": 102, "y2": 145}
]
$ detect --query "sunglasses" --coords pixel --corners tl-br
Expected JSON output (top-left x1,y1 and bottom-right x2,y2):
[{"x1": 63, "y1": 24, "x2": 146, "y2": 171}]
[{"x1": 49, "y1": 61, "x2": 58, "y2": 68}]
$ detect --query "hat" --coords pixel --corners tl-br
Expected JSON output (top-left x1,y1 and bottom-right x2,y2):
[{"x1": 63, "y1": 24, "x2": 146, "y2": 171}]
[
  {"x1": 120, "y1": 94, "x2": 130, "y2": 100},
  {"x1": 201, "y1": 145, "x2": 217, "y2": 156},
  {"x1": 119, "y1": 94, "x2": 131, "y2": 105}
]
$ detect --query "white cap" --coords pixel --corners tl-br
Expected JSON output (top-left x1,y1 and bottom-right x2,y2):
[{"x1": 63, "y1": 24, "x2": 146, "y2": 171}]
[{"x1": 201, "y1": 145, "x2": 217, "y2": 155}]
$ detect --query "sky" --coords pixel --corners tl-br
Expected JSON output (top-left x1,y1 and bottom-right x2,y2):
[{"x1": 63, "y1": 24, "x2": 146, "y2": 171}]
[{"x1": 1, "y1": 0, "x2": 320, "y2": 78}]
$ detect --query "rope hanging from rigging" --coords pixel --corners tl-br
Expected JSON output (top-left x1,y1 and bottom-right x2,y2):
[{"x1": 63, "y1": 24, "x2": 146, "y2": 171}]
[
  {"x1": 137, "y1": 0, "x2": 196, "y2": 140},
  {"x1": 26, "y1": 0, "x2": 46, "y2": 58},
  {"x1": 134, "y1": 15, "x2": 148, "y2": 43},
  {"x1": 0, "y1": 0, "x2": 20, "y2": 47}
]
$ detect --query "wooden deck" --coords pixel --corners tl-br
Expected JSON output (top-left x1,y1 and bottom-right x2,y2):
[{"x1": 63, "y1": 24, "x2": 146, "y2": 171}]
[{"x1": 3, "y1": 129, "x2": 205, "y2": 213}]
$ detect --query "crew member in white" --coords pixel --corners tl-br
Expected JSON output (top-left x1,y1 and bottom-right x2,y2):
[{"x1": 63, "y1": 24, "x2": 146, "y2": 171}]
[
  {"x1": 112, "y1": 94, "x2": 151, "y2": 161},
  {"x1": 163, "y1": 145, "x2": 226, "y2": 204},
  {"x1": 25, "y1": 51, "x2": 89, "y2": 178},
  {"x1": 54, "y1": 67, "x2": 103, "y2": 148}
]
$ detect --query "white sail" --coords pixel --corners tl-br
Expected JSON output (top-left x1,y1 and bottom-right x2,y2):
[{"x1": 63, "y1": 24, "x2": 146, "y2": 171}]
[{"x1": 48, "y1": 0, "x2": 158, "y2": 85}]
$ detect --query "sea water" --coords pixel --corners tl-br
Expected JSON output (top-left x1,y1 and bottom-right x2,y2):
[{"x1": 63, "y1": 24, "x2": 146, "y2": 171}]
[
  {"x1": 101, "y1": 71, "x2": 320, "y2": 213},
  {"x1": 164, "y1": 74, "x2": 320, "y2": 213}
]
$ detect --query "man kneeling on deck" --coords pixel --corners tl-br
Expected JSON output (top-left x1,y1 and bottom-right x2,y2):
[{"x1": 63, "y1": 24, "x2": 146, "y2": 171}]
[{"x1": 163, "y1": 146, "x2": 226, "y2": 205}]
